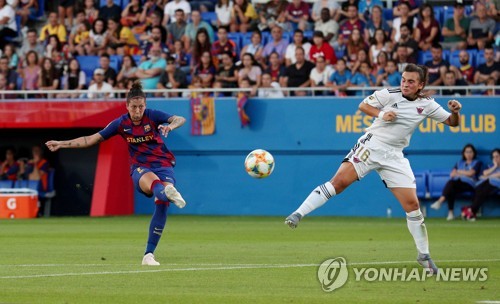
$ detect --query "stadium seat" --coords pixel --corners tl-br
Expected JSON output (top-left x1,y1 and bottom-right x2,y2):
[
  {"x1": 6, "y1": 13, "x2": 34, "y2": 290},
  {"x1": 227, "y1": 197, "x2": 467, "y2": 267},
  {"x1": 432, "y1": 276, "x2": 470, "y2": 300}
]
[
  {"x1": 30, "y1": 0, "x2": 45, "y2": 20},
  {"x1": 335, "y1": 48, "x2": 345, "y2": 60},
  {"x1": 76, "y1": 56, "x2": 100, "y2": 83},
  {"x1": 428, "y1": 170, "x2": 450, "y2": 198},
  {"x1": 100, "y1": 0, "x2": 120, "y2": 7},
  {"x1": 414, "y1": 171, "x2": 429, "y2": 199},
  {"x1": 417, "y1": 51, "x2": 433, "y2": 65},
  {"x1": 132, "y1": 55, "x2": 143, "y2": 66},
  {"x1": 0, "y1": 180, "x2": 14, "y2": 188},
  {"x1": 227, "y1": 32, "x2": 242, "y2": 51},
  {"x1": 109, "y1": 55, "x2": 122, "y2": 72},
  {"x1": 433, "y1": 6, "x2": 445, "y2": 25},
  {"x1": 282, "y1": 31, "x2": 292, "y2": 43},
  {"x1": 476, "y1": 50, "x2": 486, "y2": 66},
  {"x1": 121, "y1": 0, "x2": 129, "y2": 9},
  {"x1": 201, "y1": 12, "x2": 217, "y2": 25},
  {"x1": 303, "y1": 30, "x2": 313, "y2": 41},
  {"x1": 383, "y1": 8, "x2": 393, "y2": 20},
  {"x1": 442, "y1": 6, "x2": 454, "y2": 25}
]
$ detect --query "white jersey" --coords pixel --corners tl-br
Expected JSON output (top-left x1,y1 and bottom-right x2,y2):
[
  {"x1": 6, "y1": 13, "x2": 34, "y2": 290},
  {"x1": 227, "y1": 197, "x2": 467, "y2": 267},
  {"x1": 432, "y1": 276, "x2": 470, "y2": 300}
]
[{"x1": 363, "y1": 88, "x2": 450, "y2": 149}]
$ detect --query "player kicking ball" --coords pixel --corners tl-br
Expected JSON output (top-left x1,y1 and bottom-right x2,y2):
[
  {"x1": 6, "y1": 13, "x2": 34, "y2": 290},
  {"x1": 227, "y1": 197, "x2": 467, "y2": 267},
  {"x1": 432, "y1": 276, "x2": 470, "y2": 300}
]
[
  {"x1": 285, "y1": 63, "x2": 463, "y2": 275},
  {"x1": 46, "y1": 80, "x2": 187, "y2": 266}
]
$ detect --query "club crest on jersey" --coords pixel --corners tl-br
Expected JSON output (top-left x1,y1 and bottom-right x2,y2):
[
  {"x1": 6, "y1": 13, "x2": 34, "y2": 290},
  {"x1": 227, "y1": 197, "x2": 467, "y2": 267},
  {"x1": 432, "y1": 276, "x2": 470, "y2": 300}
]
[
  {"x1": 144, "y1": 124, "x2": 151, "y2": 132},
  {"x1": 416, "y1": 107, "x2": 424, "y2": 114}
]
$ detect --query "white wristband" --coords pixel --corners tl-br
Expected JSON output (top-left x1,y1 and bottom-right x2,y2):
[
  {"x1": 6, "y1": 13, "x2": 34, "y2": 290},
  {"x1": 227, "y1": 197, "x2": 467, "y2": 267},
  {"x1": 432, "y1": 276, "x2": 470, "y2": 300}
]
[{"x1": 378, "y1": 111, "x2": 386, "y2": 120}]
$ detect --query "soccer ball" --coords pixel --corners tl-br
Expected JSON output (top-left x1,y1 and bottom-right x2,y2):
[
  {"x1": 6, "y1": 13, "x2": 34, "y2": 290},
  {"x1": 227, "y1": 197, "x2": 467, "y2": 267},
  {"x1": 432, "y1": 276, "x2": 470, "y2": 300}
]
[{"x1": 244, "y1": 149, "x2": 275, "y2": 178}]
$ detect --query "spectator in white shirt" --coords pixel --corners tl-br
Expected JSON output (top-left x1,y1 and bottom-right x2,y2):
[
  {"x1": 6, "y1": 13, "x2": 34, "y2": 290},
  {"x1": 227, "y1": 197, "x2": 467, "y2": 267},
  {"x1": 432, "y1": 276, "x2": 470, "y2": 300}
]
[
  {"x1": 163, "y1": 0, "x2": 191, "y2": 26},
  {"x1": 88, "y1": 68, "x2": 114, "y2": 99},
  {"x1": 258, "y1": 72, "x2": 284, "y2": 98}
]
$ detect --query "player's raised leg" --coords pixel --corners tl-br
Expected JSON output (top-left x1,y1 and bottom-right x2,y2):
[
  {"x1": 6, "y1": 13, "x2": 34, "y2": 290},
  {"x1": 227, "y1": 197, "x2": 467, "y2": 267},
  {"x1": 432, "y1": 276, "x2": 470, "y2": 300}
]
[
  {"x1": 285, "y1": 162, "x2": 359, "y2": 228},
  {"x1": 391, "y1": 187, "x2": 438, "y2": 274}
]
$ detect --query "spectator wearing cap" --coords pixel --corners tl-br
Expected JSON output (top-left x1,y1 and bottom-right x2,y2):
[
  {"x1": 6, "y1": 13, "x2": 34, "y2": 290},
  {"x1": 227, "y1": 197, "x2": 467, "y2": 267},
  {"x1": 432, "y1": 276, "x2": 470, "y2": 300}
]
[
  {"x1": 441, "y1": 0, "x2": 470, "y2": 50},
  {"x1": 134, "y1": 45, "x2": 167, "y2": 91},
  {"x1": 314, "y1": 8, "x2": 339, "y2": 47},
  {"x1": 467, "y1": 2, "x2": 496, "y2": 50},
  {"x1": 309, "y1": 31, "x2": 337, "y2": 65},
  {"x1": 157, "y1": 56, "x2": 187, "y2": 97},
  {"x1": 88, "y1": 68, "x2": 114, "y2": 99}
]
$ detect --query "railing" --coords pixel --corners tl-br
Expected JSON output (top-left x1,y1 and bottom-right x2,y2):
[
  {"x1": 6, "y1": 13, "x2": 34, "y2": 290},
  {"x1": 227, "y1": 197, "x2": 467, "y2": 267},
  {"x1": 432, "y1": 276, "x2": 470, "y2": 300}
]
[{"x1": 0, "y1": 85, "x2": 499, "y2": 100}]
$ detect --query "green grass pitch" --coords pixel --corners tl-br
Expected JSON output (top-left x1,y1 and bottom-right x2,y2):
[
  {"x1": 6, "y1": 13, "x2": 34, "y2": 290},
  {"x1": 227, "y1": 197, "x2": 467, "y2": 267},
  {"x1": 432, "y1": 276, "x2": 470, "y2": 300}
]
[{"x1": 0, "y1": 216, "x2": 499, "y2": 303}]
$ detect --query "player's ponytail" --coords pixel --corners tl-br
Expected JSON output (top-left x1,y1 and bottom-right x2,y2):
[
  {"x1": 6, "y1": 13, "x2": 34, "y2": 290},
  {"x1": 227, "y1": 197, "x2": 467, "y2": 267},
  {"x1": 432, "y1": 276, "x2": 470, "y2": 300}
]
[{"x1": 127, "y1": 80, "x2": 146, "y2": 103}]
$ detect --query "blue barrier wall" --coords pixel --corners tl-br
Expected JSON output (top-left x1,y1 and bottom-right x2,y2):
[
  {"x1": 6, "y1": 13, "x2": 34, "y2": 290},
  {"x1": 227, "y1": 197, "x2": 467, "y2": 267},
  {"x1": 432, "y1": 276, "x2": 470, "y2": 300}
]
[{"x1": 135, "y1": 97, "x2": 500, "y2": 218}]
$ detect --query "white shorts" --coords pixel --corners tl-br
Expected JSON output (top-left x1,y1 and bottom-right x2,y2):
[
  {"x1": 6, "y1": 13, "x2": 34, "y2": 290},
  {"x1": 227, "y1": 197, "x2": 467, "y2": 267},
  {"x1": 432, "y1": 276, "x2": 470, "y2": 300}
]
[{"x1": 344, "y1": 133, "x2": 416, "y2": 188}]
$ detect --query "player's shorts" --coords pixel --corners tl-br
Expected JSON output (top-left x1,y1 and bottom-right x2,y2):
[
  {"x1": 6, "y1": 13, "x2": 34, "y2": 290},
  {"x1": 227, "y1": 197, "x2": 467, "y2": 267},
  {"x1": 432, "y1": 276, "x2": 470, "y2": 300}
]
[
  {"x1": 343, "y1": 133, "x2": 416, "y2": 188},
  {"x1": 131, "y1": 166, "x2": 176, "y2": 198}
]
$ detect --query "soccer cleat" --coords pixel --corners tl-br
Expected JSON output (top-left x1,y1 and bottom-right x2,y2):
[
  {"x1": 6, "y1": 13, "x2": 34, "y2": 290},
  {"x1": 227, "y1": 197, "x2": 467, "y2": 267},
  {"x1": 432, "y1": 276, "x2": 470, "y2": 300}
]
[
  {"x1": 417, "y1": 253, "x2": 439, "y2": 275},
  {"x1": 285, "y1": 212, "x2": 302, "y2": 229},
  {"x1": 446, "y1": 212, "x2": 455, "y2": 221},
  {"x1": 430, "y1": 200, "x2": 442, "y2": 210},
  {"x1": 164, "y1": 184, "x2": 186, "y2": 208},
  {"x1": 142, "y1": 253, "x2": 160, "y2": 266}
]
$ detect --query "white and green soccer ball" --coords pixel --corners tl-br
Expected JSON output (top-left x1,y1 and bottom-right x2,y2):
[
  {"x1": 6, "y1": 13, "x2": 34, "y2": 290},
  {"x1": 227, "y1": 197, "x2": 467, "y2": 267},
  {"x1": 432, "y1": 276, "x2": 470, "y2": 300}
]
[{"x1": 244, "y1": 149, "x2": 275, "y2": 179}]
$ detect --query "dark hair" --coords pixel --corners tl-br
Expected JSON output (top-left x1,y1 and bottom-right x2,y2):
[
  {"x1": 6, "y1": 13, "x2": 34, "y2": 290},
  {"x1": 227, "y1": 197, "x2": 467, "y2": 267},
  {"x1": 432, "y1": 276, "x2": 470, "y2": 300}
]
[
  {"x1": 27, "y1": 28, "x2": 37, "y2": 35},
  {"x1": 461, "y1": 144, "x2": 477, "y2": 160},
  {"x1": 92, "y1": 18, "x2": 107, "y2": 34},
  {"x1": 403, "y1": 64, "x2": 429, "y2": 94},
  {"x1": 123, "y1": 54, "x2": 137, "y2": 67},
  {"x1": 127, "y1": 80, "x2": 146, "y2": 103},
  {"x1": 419, "y1": 3, "x2": 435, "y2": 20},
  {"x1": 100, "y1": 53, "x2": 110, "y2": 60},
  {"x1": 26, "y1": 50, "x2": 39, "y2": 65},
  {"x1": 399, "y1": 22, "x2": 412, "y2": 34}
]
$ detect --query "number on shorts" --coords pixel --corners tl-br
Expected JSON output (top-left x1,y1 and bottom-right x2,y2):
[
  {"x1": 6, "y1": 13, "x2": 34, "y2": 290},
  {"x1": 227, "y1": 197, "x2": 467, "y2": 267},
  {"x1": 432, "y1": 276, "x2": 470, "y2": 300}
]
[{"x1": 355, "y1": 146, "x2": 371, "y2": 162}]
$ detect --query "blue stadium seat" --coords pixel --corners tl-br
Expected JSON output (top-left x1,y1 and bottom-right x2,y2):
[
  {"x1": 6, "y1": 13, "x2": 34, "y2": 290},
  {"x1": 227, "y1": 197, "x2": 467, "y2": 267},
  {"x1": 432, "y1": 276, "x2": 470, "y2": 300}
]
[
  {"x1": 121, "y1": 0, "x2": 129, "y2": 9},
  {"x1": 133, "y1": 55, "x2": 143, "y2": 65},
  {"x1": 76, "y1": 56, "x2": 100, "y2": 83},
  {"x1": 414, "y1": 171, "x2": 429, "y2": 199},
  {"x1": 335, "y1": 48, "x2": 345, "y2": 60},
  {"x1": 109, "y1": 55, "x2": 122, "y2": 72},
  {"x1": 303, "y1": 30, "x2": 313, "y2": 41},
  {"x1": 418, "y1": 51, "x2": 432, "y2": 65},
  {"x1": 31, "y1": 0, "x2": 45, "y2": 20},
  {"x1": 0, "y1": 180, "x2": 14, "y2": 188},
  {"x1": 16, "y1": 75, "x2": 23, "y2": 90},
  {"x1": 261, "y1": 31, "x2": 271, "y2": 45},
  {"x1": 282, "y1": 32, "x2": 292, "y2": 43},
  {"x1": 383, "y1": 8, "x2": 393, "y2": 21},
  {"x1": 100, "y1": 0, "x2": 120, "y2": 7},
  {"x1": 433, "y1": 6, "x2": 445, "y2": 25},
  {"x1": 428, "y1": 170, "x2": 450, "y2": 198},
  {"x1": 442, "y1": 6, "x2": 454, "y2": 25},
  {"x1": 201, "y1": 12, "x2": 217, "y2": 25},
  {"x1": 476, "y1": 50, "x2": 486, "y2": 66}
]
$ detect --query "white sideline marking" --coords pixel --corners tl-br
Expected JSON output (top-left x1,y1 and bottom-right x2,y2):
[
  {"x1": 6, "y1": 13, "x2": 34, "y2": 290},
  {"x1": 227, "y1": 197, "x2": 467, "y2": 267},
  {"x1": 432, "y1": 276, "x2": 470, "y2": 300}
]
[
  {"x1": 0, "y1": 258, "x2": 499, "y2": 279},
  {"x1": 476, "y1": 301, "x2": 500, "y2": 304}
]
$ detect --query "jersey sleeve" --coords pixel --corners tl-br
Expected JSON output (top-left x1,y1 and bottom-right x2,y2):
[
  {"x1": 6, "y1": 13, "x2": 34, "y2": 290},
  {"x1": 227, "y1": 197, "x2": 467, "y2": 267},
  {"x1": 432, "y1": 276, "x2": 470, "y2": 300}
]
[
  {"x1": 98, "y1": 117, "x2": 121, "y2": 140},
  {"x1": 150, "y1": 109, "x2": 173, "y2": 125},
  {"x1": 426, "y1": 99, "x2": 451, "y2": 123},
  {"x1": 362, "y1": 88, "x2": 392, "y2": 108}
]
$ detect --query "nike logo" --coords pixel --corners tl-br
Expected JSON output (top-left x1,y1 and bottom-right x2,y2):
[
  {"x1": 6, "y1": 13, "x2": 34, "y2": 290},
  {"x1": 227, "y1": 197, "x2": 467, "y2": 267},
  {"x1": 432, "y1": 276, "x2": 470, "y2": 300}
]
[
  {"x1": 154, "y1": 227, "x2": 162, "y2": 231},
  {"x1": 124, "y1": 128, "x2": 131, "y2": 132}
]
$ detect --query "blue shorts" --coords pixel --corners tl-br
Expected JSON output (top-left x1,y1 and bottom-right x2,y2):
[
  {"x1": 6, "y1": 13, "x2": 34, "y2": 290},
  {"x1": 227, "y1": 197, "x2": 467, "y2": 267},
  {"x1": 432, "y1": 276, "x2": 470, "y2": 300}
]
[{"x1": 131, "y1": 166, "x2": 176, "y2": 198}]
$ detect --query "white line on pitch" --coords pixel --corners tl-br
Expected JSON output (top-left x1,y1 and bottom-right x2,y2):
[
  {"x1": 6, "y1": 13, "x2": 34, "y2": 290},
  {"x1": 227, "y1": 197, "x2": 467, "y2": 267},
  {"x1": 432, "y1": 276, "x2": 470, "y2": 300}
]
[
  {"x1": 476, "y1": 301, "x2": 500, "y2": 304},
  {"x1": 1, "y1": 258, "x2": 500, "y2": 279}
]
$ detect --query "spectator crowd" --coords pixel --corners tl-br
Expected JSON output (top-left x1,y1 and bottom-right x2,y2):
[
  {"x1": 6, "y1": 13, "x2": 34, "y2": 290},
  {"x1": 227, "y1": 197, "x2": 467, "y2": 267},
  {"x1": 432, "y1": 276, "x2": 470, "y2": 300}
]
[{"x1": 0, "y1": 0, "x2": 498, "y2": 98}]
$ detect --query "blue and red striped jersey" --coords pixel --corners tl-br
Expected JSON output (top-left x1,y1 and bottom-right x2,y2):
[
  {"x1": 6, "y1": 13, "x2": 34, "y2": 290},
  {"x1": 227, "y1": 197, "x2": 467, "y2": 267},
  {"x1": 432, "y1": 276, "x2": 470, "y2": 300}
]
[{"x1": 99, "y1": 109, "x2": 175, "y2": 172}]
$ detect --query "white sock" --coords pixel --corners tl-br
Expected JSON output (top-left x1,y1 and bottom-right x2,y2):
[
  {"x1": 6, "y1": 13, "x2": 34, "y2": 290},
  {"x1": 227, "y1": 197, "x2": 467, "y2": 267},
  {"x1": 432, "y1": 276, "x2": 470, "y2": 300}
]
[
  {"x1": 295, "y1": 182, "x2": 336, "y2": 217},
  {"x1": 406, "y1": 209, "x2": 429, "y2": 255}
]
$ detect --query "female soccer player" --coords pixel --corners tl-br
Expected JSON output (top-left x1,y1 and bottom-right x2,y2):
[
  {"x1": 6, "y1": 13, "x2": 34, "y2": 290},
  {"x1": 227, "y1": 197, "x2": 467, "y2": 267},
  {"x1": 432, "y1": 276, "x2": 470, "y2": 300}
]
[
  {"x1": 285, "y1": 63, "x2": 463, "y2": 275},
  {"x1": 46, "y1": 81, "x2": 186, "y2": 266}
]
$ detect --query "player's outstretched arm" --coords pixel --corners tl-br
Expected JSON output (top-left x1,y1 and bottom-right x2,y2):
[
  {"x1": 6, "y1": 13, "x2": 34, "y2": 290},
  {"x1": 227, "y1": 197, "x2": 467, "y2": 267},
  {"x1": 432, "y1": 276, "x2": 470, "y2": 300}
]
[
  {"x1": 443, "y1": 99, "x2": 462, "y2": 127},
  {"x1": 45, "y1": 133, "x2": 105, "y2": 152}
]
